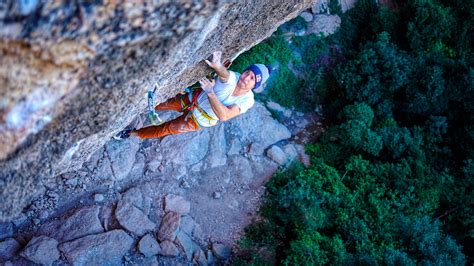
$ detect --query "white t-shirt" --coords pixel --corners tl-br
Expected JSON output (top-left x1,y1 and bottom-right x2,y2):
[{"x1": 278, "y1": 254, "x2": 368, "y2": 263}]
[{"x1": 191, "y1": 71, "x2": 255, "y2": 127}]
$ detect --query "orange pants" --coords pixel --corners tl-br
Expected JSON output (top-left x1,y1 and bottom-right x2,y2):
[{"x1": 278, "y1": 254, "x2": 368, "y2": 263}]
[{"x1": 134, "y1": 93, "x2": 201, "y2": 139}]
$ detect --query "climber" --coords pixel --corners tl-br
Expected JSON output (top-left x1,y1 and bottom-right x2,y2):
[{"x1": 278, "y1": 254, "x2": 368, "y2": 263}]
[{"x1": 113, "y1": 51, "x2": 271, "y2": 140}]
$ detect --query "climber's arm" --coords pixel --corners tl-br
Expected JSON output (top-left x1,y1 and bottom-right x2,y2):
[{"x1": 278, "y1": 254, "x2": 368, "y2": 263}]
[
  {"x1": 199, "y1": 77, "x2": 239, "y2": 121},
  {"x1": 207, "y1": 93, "x2": 240, "y2": 121},
  {"x1": 204, "y1": 51, "x2": 230, "y2": 83}
]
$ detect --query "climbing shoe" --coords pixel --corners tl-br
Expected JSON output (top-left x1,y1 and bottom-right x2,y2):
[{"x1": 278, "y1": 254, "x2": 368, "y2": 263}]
[{"x1": 113, "y1": 128, "x2": 134, "y2": 140}]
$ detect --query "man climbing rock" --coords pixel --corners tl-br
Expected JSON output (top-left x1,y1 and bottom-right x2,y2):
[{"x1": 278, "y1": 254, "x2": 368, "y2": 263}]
[{"x1": 114, "y1": 51, "x2": 271, "y2": 140}]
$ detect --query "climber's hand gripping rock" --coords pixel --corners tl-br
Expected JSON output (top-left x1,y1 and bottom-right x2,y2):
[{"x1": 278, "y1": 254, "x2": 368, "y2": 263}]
[{"x1": 199, "y1": 77, "x2": 216, "y2": 95}]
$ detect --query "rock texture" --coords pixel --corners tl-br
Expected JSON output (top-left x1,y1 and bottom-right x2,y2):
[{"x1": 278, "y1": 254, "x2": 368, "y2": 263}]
[
  {"x1": 20, "y1": 236, "x2": 60, "y2": 265},
  {"x1": 0, "y1": 0, "x2": 313, "y2": 222},
  {"x1": 59, "y1": 229, "x2": 133, "y2": 265}
]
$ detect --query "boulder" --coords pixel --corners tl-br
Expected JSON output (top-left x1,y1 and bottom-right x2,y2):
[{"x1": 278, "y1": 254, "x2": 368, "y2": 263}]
[
  {"x1": 157, "y1": 212, "x2": 181, "y2": 242},
  {"x1": 138, "y1": 234, "x2": 161, "y2": 258},
  {"x1": 59, "y1": 230, "x2": 133, "y2": 265},
  {"x1": 50, "y1": 206, "x2": 104, "y2": 242},
  {"x1": 158, "y1": 240, "x2": 179, "y2": 257},
  {"x1": 193, "y1": 249, "x2": 208, "y2": 266},
  {"x1": 294, "y1": 144, "x2": 311, "y2": 167},
  {"x1": 308, "y1": 14, "x2": 341, "y2": 37},
  {"x1": 0, "y1": 222, "x2": 13, "y2": 240},
  {"x1": 115, "y1": 201, "x2": 155, "y2": 236},
  {"x1": 283, "y1": 144, "x2": 299, "y2": 162},
  {"x1": 299, "y1": 11, "x2": 314, "y2": 22},
  {"x1": 175, "y1": 230, "x2": 200, "y2": 261},
  {"x1": 0, "y1": 238, "x2": 20, "y2": 261},
  {"x1": 211, "y1": 242, "x2": 231, "y2": 260},
  {"x1": 20, "y1": 236, "x2": 60, "y2": 265},
  {"x1": 164, "y1": 194, "x2": 190, "y2": 215},
  {"x1": 121, "y1": 187, "x2": 144, "y2": 210},
  {"x1": 266, "y1": 145, "x2": 288, "y2": 165}
]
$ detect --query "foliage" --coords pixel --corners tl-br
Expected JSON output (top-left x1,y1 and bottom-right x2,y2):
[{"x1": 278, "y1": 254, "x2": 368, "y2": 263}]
[{"x1": 236, "y1": 0, "x2": 473, "y2": 264}]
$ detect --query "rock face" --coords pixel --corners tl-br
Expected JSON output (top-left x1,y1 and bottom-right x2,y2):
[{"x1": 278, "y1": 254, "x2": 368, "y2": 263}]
[
  {"x1": 0, "y1": 0, "x2": 313, "y2": 222},
  {"x1": 59, "y1": 229, "x2": 133, "y2": 265}
]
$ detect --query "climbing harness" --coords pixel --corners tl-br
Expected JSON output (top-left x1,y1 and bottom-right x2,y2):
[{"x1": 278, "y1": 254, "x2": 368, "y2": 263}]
[
  {"x1": 180, "y1": 89, "x2": 216, "y2": 126},
  {"x1": 147, "y1": 84, "x2": 163, "y2": 125}
]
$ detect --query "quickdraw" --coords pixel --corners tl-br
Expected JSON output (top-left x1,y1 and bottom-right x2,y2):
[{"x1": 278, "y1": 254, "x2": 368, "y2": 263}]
[{"x1": 147, "y1": 85, "x2": 163, "y2": 125}]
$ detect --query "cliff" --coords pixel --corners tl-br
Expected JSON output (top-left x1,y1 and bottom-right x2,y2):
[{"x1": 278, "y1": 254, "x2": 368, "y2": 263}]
[{"x1": 0, "y1": 0, "x2": 313, "y2": 222}]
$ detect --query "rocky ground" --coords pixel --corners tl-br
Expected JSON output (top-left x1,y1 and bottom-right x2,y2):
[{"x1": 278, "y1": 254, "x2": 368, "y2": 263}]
[{"x1": 0, "y1": 100, "x2": 323, "y2": 265}]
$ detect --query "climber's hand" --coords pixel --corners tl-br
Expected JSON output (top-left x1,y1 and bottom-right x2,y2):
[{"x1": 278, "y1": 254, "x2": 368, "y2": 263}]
[
  {"x1": 204, "y1": 51, "x2": 223, "y2": 70},
  {"x1": 199, "y1": 77, "x2": 215, "y2": 94}
]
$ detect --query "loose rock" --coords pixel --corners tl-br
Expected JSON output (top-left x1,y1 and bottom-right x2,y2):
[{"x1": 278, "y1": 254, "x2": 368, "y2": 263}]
[
  {"x1": 0, "y1": 238, "x2": 21, "y2": 261},
  {"x1": 20, "y1": 236, "x2": 60, "y2": 265},
  {"x1": 93, "y1": 194, "x2": 105, "y2": 202},
  {"x1": 266, "y1": 145, "x2": 288, "y2": 165},
  {"x1": 0, "y1": 222, "x2": 13, "y2": 240},
  {"x1": 299, "y1": 11, "x2": 313, "y2": 22},
  {"x1": 157, "y1": 212, "x2": 180, "y2": 241},
  {"x1": 158, "y1": 240, "x2": 179, "y2": 257},
  {"x1": 115, "y1": 201, "x2": 155, "y2": 236},
  {"x1": 59, "y1": 230, "x2": 133, "y2": 265},
  {"x1": 164, "y1": 194, "x2": 190, "y2": 215},
  {"x1": 212, "y1": 242, "x2": 231, "y2": 260},
  {"x1": 138, "y1": 234, "x2": 161, "y2": 258},
  {"x1": 51, "y1": 206, "x2": 104, "y2": 242}
]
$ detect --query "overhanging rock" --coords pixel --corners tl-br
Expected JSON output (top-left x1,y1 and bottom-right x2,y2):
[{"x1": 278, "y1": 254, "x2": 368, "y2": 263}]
[{"x1": 0, "y1": 1, "x2": 313, "y2": 221}]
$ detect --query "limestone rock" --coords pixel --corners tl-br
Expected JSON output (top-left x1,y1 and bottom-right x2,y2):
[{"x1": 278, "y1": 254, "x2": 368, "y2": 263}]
[
  {"x1": 115, "y1": 201, "x2": 155, "y2": 236},
  {"x1": 158, "y1": 240, "x2": 179, "y2": 257},
  {"x1": 59, "y1": 230, "x2": 133, "y2": 265},
  {"x1": 175, "y1": 230, "x2": 200, "y2": 261},
  {"x1": 164, "y1": 194, "x2": 190, "y2": 215},
  {"x1": 193, "y1": 249, "x2": 208, "y2": 266},
  {"x1": 300, "y1": 11, "x2": 314, "y2": 22},
  {"x1": 121, "y1": 186, "x2": 144, "y2": 210},
  {"x1": 266, "y1": 145, "x2": 288, "y2": 165},
  {"x1": 248, "y1": 142, "x2": 265, "y2": 156},
  {"x1": 283, "y1": 144, "x2": 299, "y2": 162},
  {"x1": 93, "y1": 193, "x2": 105, "y2": 202},
  {"x1": 20, "y1": 236, "x2": 60, "y2": 265},
  {"x1": 212, "y1": 242, "x2": 231, "y2": 260},
  {"x1": 139, "y1": 234, "x2": 161, "y2": 258},
  {"x1": 295, "y1": 144, "x2": 311, "y2": 167},
  {"x1": 0, "y1": 222, "x2": 13, "y2": 240},
  {"x1": 157, "y1": 212, "x2": 181, "y2": 242},
  {"x1": 50, "y1": 206, "x2": 104, "y2": 242},
  {"x1": 0, "y1": 238, "x2": 20, "y2": 261},
  {"x1": 0, "y1": 0, "x2": 313, "y2": 223},
  {"x1": 308, "y1": 14, "x2": 341, "y2": 37}
]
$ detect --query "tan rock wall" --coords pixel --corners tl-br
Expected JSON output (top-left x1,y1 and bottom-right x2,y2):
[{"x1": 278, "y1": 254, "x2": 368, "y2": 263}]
[{"x1": 0, "y1": 0, "x2": 312, "y2": 221}]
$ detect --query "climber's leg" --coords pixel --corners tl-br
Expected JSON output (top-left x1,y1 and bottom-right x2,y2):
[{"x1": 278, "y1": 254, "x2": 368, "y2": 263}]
[
  {"x1": 132, "y1": 113, "x2": 200, "y2": 139},
  {"x1": 154, "y1": 94, "x2": 191, "y2": 112}
]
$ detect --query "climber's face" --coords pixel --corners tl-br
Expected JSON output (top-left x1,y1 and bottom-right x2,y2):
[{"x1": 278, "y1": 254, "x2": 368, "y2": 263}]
[{"x1": 237, "y1": 70, "x2": 256, "y2": 91}]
